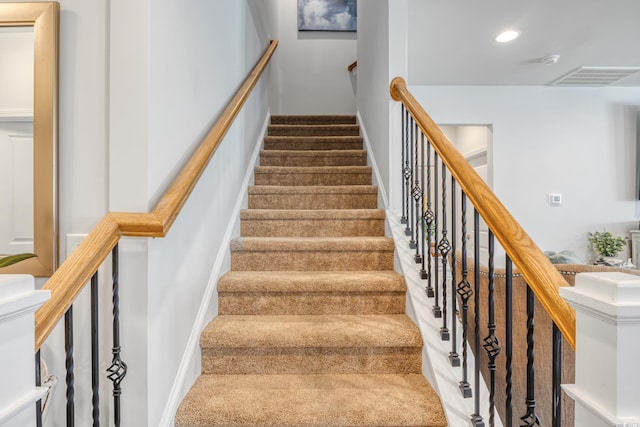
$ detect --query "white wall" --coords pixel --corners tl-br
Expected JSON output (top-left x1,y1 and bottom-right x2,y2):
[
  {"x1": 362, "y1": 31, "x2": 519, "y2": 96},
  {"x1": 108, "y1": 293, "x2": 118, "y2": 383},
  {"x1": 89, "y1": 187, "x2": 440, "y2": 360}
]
[
  {"x1": 356, "y1": 0, "x2": 389, "y2": 203},
  {"x1": 270, "y1": 0, "x2": 356, "y2": 114},
  {"x1": 356, "y1": 0, "x2": 408, "y2": 209},
  {"x1": 410, "y1": 85, "x2": 640, "y2": 262},
  {"x1": 146, "y1": 1, "x2": 274, "y2": 425}
]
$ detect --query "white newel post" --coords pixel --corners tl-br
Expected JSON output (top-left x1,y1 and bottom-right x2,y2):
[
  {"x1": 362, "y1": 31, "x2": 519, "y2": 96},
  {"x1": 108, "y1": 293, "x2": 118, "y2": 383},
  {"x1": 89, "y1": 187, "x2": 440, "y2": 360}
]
[
  {"x1": 0, "y1": 275, "x2": 50, "y2": 427},
  {"x1": 560, "y1": 272, "x2": 640, "y2": 427}
]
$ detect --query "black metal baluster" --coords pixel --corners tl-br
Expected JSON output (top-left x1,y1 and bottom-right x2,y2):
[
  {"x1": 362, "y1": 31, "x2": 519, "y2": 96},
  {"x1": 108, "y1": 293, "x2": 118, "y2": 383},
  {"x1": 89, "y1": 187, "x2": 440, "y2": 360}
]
[
  {"x1": 450, "y1": 178, "x2": 459, "y2": 366},
  {"x1": 401, "y1": 106, "x2": 407, "y2": 225},
  {"x1": 108, "y1": 244, "x2": 127, "y2": 427},
  {"x1": 413, "y1": 122, "x2": 422, "y2": 259},
  {"x1": 457, "y1": 191, "x2": 472, "y2": 398},
  {"x1": 424, "y1": 142, "x2": 435, "y2": 296},
  {"x1": 408, "y1": 118, "x2": 416, "y2": 244},
  {"x1": 471, "y1": 209, "x2": 484, "y2": 426},
  {"x1": 65, "y1": 306, "x2": 75, "y2": 427},
  {"x1": 432, "y1": 152, "x2": 441, "y2": 318},
  {"x1": 505, "y1": 257, "x2": 514, "y2": 427},
  {"x1": 552, "y1": 324, "x2": 562, "y2": 427},
  {"x1": 403, "y1": 112, "x2": 412, "y2": 235},
  {"x1": 36, "y1": 350, "x2": 43, "y2": 427},
  {"x1": 91, "y1": 272, "x2": 100, "y2": 427},
  {"x1": 419, "y1": 133, "x2": 427, "y2": 278},
  {"x1": 520, "y1": 285, "x2": 540, "y2": 426},
  {"x1": 439, "y1": 159, "x2": 450, "y2": 338},
  {"x1": 483, "y1": 231, "x2": 501, "y2": 427}
]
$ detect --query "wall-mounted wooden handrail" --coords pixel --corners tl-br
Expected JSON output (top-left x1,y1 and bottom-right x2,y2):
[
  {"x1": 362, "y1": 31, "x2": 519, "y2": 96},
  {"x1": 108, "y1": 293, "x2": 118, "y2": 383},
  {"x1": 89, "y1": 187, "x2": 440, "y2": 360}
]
[
  {"x1": 390, "y1": 77, "x2": 576, "y2": 349},
  {"x1": 34, "y1": 40, "x2": 278, "y2": 350},
  {"x1": 347, "y1": 60, "x2": 357, "y2": 72}
]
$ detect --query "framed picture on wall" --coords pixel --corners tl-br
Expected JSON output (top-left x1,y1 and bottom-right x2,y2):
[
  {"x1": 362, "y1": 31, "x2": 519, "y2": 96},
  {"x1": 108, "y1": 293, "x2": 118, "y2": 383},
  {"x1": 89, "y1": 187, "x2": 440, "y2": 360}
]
[{"x1": 298, "y1": 0, "x2": 357, "y2": 32}]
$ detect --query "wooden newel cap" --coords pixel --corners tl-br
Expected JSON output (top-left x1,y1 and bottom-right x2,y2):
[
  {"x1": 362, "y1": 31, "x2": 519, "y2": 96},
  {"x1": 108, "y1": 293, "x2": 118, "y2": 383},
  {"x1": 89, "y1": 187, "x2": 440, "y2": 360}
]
[{"x1": 389, "y1": 77, "x2": 406, "y2": 101}]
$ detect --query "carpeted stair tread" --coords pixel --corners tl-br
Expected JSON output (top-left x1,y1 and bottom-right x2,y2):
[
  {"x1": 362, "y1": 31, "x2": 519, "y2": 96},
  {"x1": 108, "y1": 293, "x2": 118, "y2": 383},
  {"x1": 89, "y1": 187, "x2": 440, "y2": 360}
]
[
  {"x1": 260, "y1": 149, "x2": 367, "y2": 167},
  {"x1": 263, "y1": 135, "x2": 363, "y2": 150},
  {"x1": 230, "y1": 237, "x2": 394, "y2": 271},
  {"x1": 248, "y1": 185, "x2": 378, "y2": 210},
  {"x1": 240, "y1": 209, "x2": 385, "y2": 221},
  {"x1": 249, "y1": 185, "x2": 377, "y2": 195},
  {"x1": 230, "y1": 236, "x2": 394, "y2": 252},
  {"x1": 240, "y1": 209, "x2": 385, "y2": 237},
  {"x1": 268, "y1": 124, "x2": 360, "y2": 137},
  {"x1": 200, "y1": 315, "x2": 423, "y2": 374},
  {"x1": 254, "y1": 166, "x2": 372, "y2": 186},
  {"x1": 218, "y1": 271, "x2": 406, "y2": 315},
  {"x1": 270, "y1": 114, "x2": 356, "y2": 125},
  {"x1": 175, "y1": 373, "x2": 446, "y2": 427},
  {"x1": 218, "y1": 271, "x2": 405, "y2": 293},
  {"x1": 200, "y1": 314, "x2": 422, "y2": 349}
]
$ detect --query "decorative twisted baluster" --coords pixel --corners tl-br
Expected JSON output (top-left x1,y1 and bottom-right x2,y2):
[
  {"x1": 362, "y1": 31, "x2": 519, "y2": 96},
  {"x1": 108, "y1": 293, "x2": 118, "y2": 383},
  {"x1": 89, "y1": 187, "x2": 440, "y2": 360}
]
[
  {"x1": 65, "y1": 307, "x2": 75, "y2": 427},
  {"x1": 424, "y1": 142, "x2": 435, "y2": 296},
  {"x1": 408, "y1": 118, "x2": 416, "y2": 245},
  {"x1": 439, "y1": 159, "x2": 451, "y2": 338},
  {"x1": 552, "y1": 324, "x2": 562, "y2": 427},
  {"x1": 91, "y1": 273, "x2": 100, "y2": 426},
  {"x1": 412, "y1": 121, "x2": 422, "y2": 259},
  {"x1": 419, "y1": 133, "x2": 427, "y2": 279},
  {"x1": 457, "y1": 192, "x2": 472, "y2": 398},
  {"x1": 483, "y1": 231, "x2": 502, "y2": 427},
  {"x1": 432, "y1": 152, "x2": 441, "y2": 318},
  {"x1": 520, "y1": 285, "x2": 541, "y2": 426},
  {"x1": 449, "y1": 177, "x2": 459, "y2": 366},
  {"x1": 401, "y1": 106, "x2": 408, "y2": 225},
  {"x1": 505, "y1": 257, "x2": 514, "y2": 427},
  {"x1": 107, "y1": 244, "x2": 127, "y2": 427},
  {"x1": 403, "y1": 111, "x2": 412, "y2": 236},
  {"x1": 471, "y1": 209, "x2": 484, "y2": 426}
]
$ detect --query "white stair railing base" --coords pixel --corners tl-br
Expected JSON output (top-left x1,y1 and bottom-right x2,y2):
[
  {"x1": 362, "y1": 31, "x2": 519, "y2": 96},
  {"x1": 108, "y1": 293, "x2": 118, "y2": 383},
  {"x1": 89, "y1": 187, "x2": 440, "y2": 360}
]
[
  {"x1": 560, "y1": 272, "x2": 640, "y2": 427},
  {"x1": 0, "y1": 274, "x2": 50, "y2": 427}
]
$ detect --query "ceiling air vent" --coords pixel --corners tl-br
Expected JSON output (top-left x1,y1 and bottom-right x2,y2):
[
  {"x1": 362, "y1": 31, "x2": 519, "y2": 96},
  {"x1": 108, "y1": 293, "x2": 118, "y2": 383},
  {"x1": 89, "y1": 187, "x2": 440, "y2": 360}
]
[{"x1": 549, "y1": 67, "x2": 640, "y2": 87}]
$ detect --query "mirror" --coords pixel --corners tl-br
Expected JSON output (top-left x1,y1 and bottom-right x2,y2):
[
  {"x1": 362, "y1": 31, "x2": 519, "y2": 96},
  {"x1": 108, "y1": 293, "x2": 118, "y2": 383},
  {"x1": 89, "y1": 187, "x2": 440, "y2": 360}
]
[{"x1": 0, "y1": 2, "x2": 59, "y2": 276}]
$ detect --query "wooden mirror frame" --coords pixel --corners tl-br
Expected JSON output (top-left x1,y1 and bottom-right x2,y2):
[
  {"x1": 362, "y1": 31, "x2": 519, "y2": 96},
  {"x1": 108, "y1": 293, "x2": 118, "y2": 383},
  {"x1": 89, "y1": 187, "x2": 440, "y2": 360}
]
[{"x1": 0, "y1": 2, "x2": 59, "y2": 276}]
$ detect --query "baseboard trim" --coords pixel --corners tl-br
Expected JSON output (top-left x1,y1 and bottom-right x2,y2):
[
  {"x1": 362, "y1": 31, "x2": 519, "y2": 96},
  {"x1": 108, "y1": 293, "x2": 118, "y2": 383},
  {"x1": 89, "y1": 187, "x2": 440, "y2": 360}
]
[
  {"x1": 158, "y1": 109, "x2": 271, "y2": 427},
  {"x1": 357, "y1": 110, "x2": 389, "y2": 209}
]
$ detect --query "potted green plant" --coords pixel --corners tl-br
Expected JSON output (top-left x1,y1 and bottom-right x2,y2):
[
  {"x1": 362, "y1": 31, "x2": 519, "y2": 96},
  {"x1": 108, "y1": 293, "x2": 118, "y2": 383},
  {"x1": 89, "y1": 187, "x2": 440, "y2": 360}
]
[
  {"x1": 0, "y1": 253, "x2": 37, "y2": 269},
  {"x1": 587, "y1": 231, "x2": 627, "y2": 265}
]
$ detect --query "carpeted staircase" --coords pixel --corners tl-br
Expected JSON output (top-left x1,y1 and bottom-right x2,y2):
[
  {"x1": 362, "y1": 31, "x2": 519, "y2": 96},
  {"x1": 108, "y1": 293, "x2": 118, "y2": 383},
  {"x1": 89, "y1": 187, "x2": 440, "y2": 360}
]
[{"x1": 175, "y1": 115, "x2": 446, "y2": 426}]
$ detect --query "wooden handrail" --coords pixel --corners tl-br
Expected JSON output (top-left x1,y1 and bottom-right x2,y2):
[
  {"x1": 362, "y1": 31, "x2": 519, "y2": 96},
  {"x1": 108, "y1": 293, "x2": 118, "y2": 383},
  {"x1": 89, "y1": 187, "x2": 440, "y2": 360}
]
[
  {"x1": 34, "y1": 40, "x2": 278, "y2": 350},
  {"x1": 390, "y1": 77, "x2": 576, "y2": 350},
  {"x1": 347, "y1": 60, "x2": 357, "y2": 72}
]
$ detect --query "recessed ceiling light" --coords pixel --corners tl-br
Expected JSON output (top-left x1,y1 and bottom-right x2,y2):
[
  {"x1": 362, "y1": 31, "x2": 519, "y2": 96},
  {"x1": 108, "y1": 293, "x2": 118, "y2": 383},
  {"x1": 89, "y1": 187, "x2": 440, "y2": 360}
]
[{"x1": 496, "y1": 30, "x2": 520, "y2": 43}]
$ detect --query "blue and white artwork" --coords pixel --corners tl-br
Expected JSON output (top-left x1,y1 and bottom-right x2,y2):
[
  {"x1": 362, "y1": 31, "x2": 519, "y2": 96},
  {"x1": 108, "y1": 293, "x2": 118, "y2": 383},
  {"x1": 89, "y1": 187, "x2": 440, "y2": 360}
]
[{"x1": 298, "y1": 0, "x2": 357, "y2": 32}]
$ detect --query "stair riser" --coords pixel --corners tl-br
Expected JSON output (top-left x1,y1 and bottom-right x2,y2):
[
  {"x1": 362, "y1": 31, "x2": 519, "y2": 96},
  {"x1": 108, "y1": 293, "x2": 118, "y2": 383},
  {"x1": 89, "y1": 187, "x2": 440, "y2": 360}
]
[
  {"x1": 201, "y1": 348, "x2": 421, "y2": 375},
  {"x1": 263, "y1": 140, "x2": 363, "y2": 150},
  {"x1": 254, "y1": 171, "x2": 371, "y2": 186},
  {"x1": 241, "y1": 218, "x2": 385, "y2": 237},
  {"x1": 271, "y1": 115, "x2": 356, "y2": 125},
  {"x1": 268, "y1": 125, "x2": 360, "y2": 137},
  {"x1": 248, "y1": 193, "x2": 378, "y2": 209},
  {"x1": 231, "y1": 250, "x2": 393, "y2": 271},
  {"x1": 218, "y1": 292, "x2": 405, "y2": 315},
  {"x1": 260, "y1": 153, "x2": 367, "y2": 167}
]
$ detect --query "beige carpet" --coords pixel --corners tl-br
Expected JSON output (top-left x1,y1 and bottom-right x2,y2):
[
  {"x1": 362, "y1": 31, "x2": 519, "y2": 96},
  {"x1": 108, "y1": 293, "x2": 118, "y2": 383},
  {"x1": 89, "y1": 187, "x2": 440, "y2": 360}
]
[{"x1": 175, "y1": 115, "x2": 446, "y2": 427}]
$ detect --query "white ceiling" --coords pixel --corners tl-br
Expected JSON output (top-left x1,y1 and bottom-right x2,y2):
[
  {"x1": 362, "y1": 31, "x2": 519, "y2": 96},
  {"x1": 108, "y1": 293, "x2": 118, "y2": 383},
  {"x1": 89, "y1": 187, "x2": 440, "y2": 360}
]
[{"x1": 407, "y1": 0, "x2": 640, "y2": 86}]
